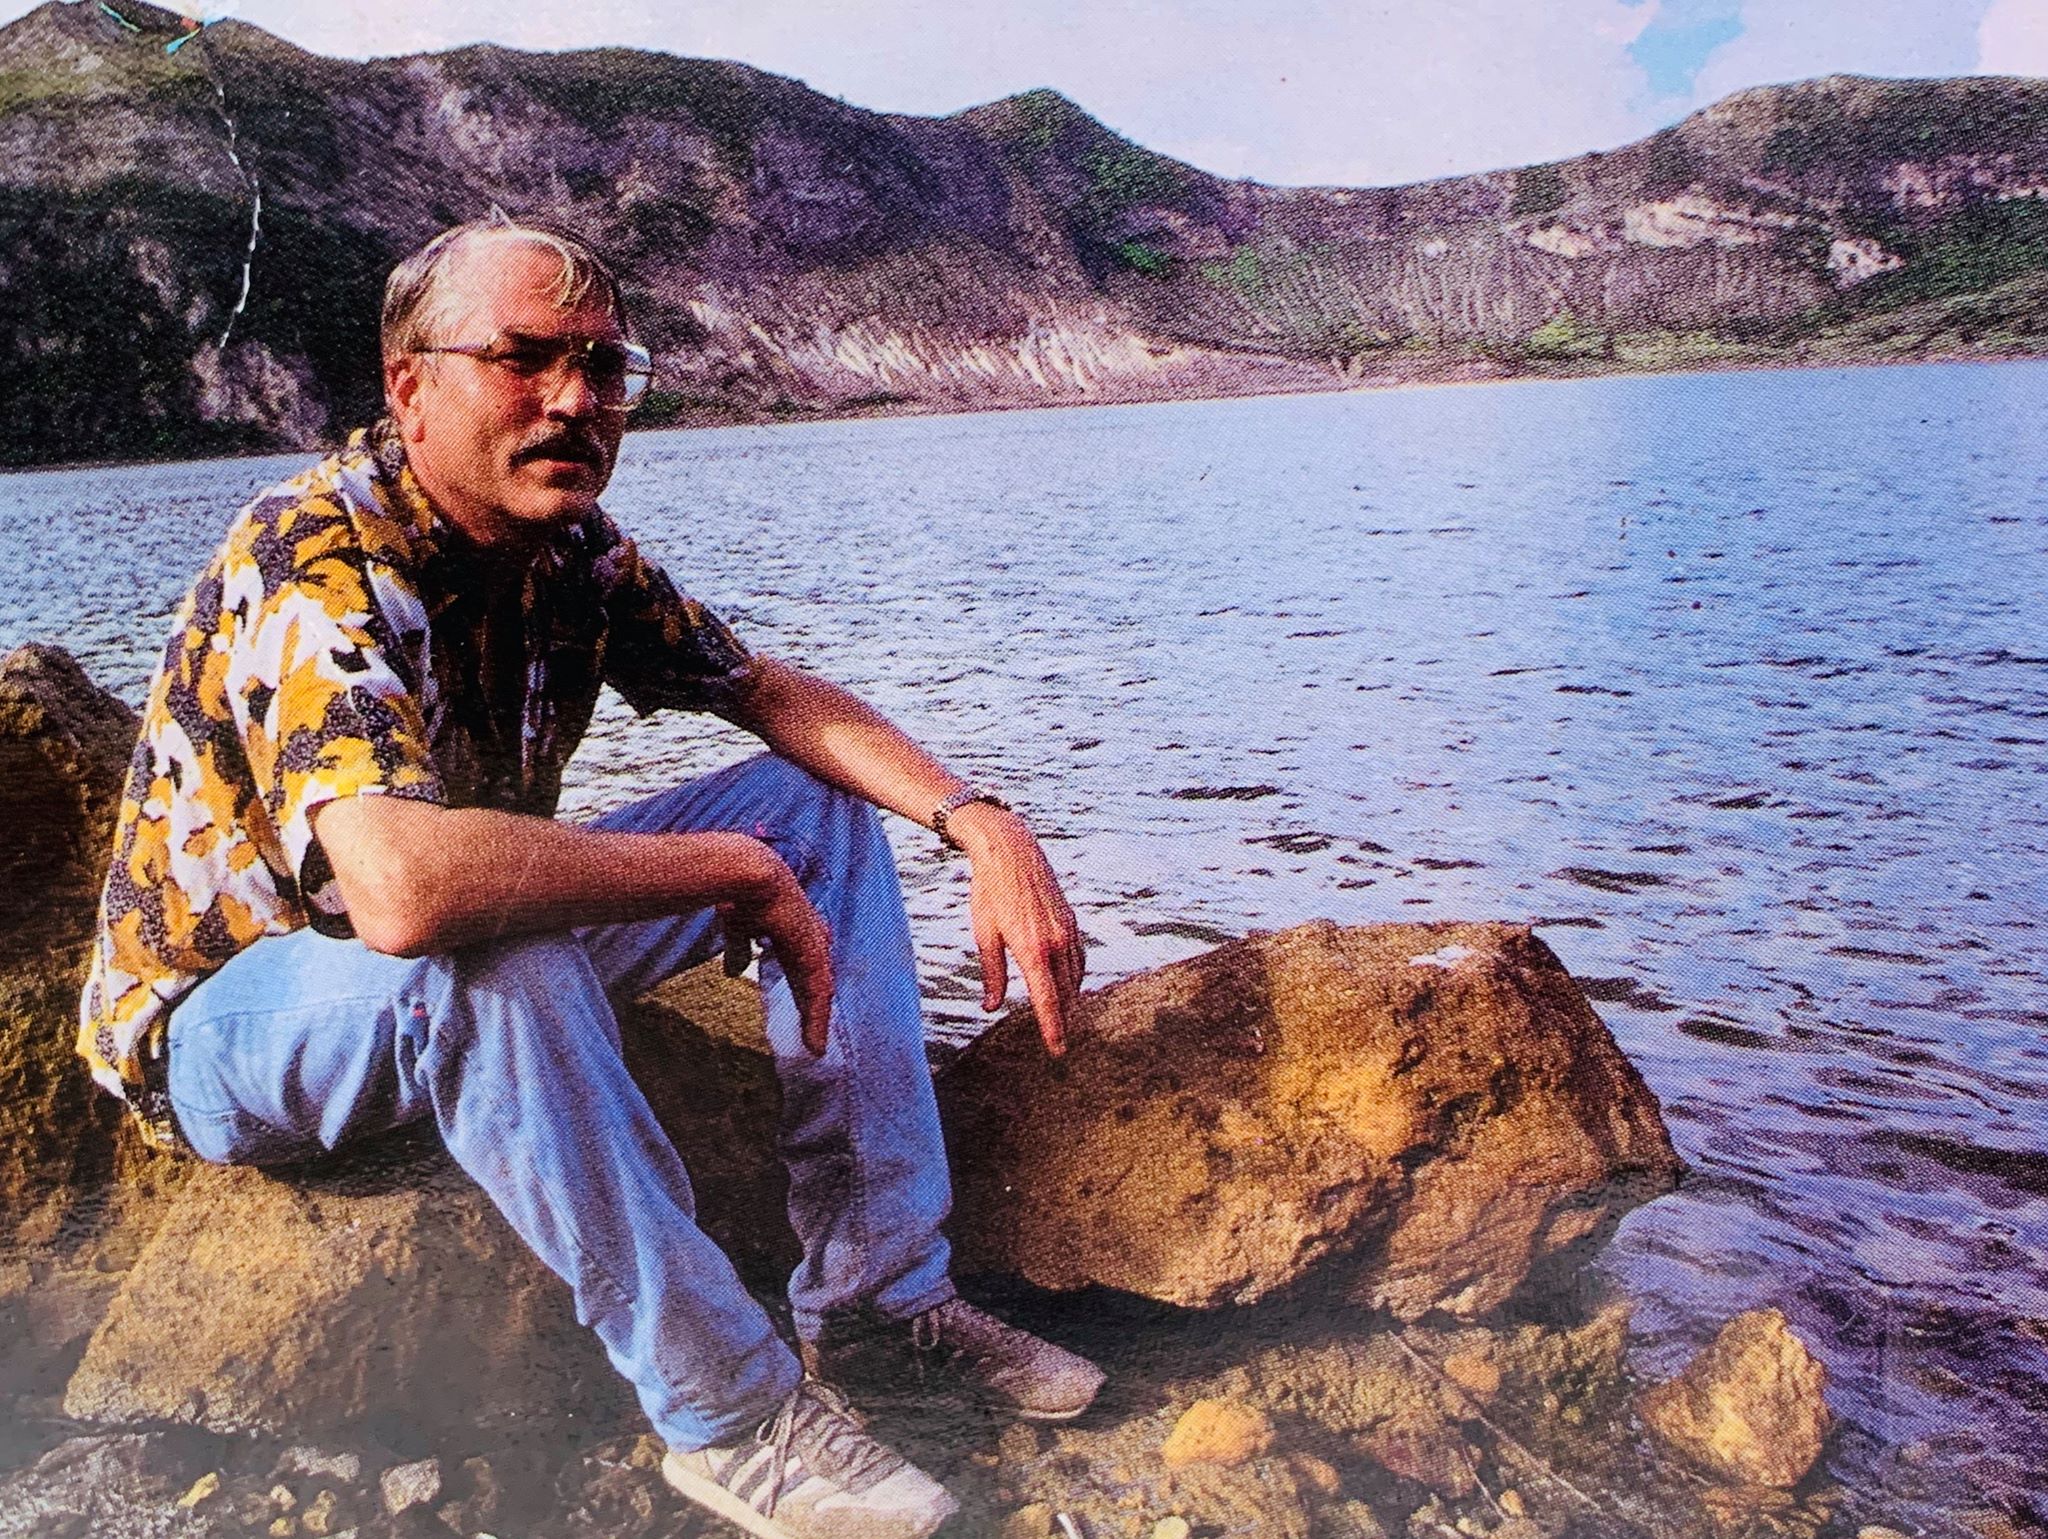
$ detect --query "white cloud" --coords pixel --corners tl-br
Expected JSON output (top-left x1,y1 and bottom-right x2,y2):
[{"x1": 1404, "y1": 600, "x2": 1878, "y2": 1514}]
[{"x1": 1979, "y1": 0, "x2": 2048, "y2": 76}]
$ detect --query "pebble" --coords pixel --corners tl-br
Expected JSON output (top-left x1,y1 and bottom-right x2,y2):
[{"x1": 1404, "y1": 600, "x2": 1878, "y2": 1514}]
[
  {"x1": 1858, "y1": 1529, "x2": 1911, "y2": 1539},
  {"x1": 1499, "y1": 1489, "x2": 1527, "y2": 1517},
  {"x1": 302, "y1": 1490, "x2": 341, "y2": 1536},
  {"x1": 270, "y1": 1483, "x2": 299, "y2": 1512},
  {"x1": 1160, "y1": 1399, "x2": 1275, "y2": 1468},
  {"x1": 278, "y1": 1447, "x2": 364, "y2": 1485},
  {"x1": 380, "y1": 1457, "x2": 442, "y2": 1515},
  {"x1": 175, "y1": 1471, "x2": 220, "y2": 1508},
  {"x1": 1290, "y1": 1452, "x2": 1343, "y2": 1495},
  {"x1": 1152, "y1": 1519, "x2": 1191, "y2": 1539}
]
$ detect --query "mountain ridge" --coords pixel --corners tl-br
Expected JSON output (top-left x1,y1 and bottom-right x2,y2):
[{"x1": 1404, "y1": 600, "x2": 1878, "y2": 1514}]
[{"x1": 1, "y1": 0, "x2": 2045, "y2": 466}]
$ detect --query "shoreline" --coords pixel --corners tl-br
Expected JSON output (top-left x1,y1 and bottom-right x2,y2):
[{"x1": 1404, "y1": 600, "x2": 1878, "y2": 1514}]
[{"x1": 7, "y1": 339, "x2": 2046, "y2": 478}]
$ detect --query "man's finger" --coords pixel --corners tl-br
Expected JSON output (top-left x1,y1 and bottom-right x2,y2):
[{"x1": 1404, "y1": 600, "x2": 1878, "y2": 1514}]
[
  {"x1": 790, "y1": 949, "x2": 834, "y2": 1055},
  {"x1": 1021, "y1": 949, "x2": 1067, "y2": 1057},
  {"x1": 979, "y1": 932, "x2": 1009, "y2": 1012}
]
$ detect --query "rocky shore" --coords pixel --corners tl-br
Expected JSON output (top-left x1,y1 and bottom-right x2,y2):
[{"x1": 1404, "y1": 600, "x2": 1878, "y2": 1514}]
[{"x1": 0, "y1": 642, "x2": 1927, "y2": 1538}]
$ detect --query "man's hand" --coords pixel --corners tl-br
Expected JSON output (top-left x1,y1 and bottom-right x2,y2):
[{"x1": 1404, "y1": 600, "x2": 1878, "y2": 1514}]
[
  {"x1": 948, "y1": 802, "x2": 1085, "y2": 1055},
  {"x1": 717, "y1": 865, "x2": 836, "y2": 1056},
  {"x1": 311, "y1": 798, "x2": 836, "y2": 1051}
]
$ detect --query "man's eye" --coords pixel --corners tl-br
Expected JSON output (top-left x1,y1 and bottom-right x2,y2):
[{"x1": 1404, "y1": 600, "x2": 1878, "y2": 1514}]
[
  {"x1": 585, "y1": 344, "x2": 630, "y2": 384},
  {"x1": 495, "y1": 344, "x2": 556, "y2": 374}
]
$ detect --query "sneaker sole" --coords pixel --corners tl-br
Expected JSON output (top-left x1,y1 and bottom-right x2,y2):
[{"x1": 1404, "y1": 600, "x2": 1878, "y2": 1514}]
[
  {"x1": 661, "y1": 1453, "x2": 800, "y2": 1539},
  {"x1": 661, "y1": 1450, "x2": 958, "y2": 1539}
]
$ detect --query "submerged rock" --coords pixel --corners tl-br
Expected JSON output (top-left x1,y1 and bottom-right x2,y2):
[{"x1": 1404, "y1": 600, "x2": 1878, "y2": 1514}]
[
  {"x1": 1637, "y1": 1307, "x2": 1834, "y2": 1488},
  {"x1": 941, "y1": 919, "x2": 1681, "y2": 1315}
]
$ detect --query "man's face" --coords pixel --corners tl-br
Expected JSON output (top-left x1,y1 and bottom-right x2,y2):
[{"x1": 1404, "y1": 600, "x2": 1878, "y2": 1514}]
[{"x1": 385, "y1": 241, "x2": 628, "y2": 548}]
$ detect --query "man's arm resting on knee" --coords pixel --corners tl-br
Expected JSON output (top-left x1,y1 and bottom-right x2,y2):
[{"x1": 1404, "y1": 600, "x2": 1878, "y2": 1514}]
[
  {"x1": 721, "y1": 656, "x2": 1084, "y2": 1055},
  {"x1": 309, "y1": 798, "x2": 835, "y2": 1050}
]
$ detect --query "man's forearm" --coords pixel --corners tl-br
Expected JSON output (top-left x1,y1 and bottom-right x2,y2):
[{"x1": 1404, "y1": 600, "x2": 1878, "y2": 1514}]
[
  {"x1": 311, "y1": 798, "x2": 789, "y2": 956},
  {"x1": 724, "y1": 656, "x2": 983, "y2": 835}
]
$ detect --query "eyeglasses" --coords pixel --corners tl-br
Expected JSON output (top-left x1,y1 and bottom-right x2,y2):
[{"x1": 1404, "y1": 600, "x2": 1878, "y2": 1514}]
[{"x1": 414, "y1": 331, "x2": 656, "y2": 409}]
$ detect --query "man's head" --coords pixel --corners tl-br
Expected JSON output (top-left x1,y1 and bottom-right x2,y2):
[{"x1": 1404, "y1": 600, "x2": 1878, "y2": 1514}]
[{"x1": 382, "y1": 218, "x2": 642, "y2": 547}]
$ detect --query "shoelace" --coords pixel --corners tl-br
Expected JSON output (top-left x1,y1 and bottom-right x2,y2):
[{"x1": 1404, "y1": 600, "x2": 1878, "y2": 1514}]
[
  {"x1": 751, "y1": 1381, "x2": 906, "y2": 1514},
  {"x1": 910, "y1": 1300, "x2": 1008, "y2": 1377}
]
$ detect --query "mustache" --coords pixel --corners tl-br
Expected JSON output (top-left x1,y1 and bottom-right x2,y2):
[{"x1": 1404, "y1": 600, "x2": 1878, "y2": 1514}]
[{"x1": 514, "y1": 429, "x2": 608, "y2": 469}]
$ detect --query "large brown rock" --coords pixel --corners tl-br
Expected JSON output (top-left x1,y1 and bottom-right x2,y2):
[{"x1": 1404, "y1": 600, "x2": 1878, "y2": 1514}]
[
  {"x1": 939, "y1": 919, "x2": 1681, "y2": 1316},
  {"x1": 0, "y1": 643, "x2": 162, "y2": 1243},
  {"x1": 1636, "y1": 1307, "x2": 1834, "y2": 1487},
  {"x1": 62, "y1": 1138, "x2": 638, "y2": 1442},
  {"x1": 60, "y1": 968, "x2": 789, "y2": 1441}
]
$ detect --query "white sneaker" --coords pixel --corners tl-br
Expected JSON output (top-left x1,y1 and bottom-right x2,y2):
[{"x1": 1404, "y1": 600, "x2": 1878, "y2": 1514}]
[{"x1": 661, "y1": 1378, "x2": 958, "y2": 1539}]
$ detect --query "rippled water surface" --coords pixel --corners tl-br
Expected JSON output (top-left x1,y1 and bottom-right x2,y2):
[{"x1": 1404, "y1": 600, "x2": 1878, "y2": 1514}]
[{"x1": 6, "y1": 362, "x2": 2046, "y2": 1522}]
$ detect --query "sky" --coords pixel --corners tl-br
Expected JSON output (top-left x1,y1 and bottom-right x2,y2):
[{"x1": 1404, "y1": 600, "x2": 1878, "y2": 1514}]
[{"x1": 15, "y1": 0, "x2": 2048, "y2": 186}]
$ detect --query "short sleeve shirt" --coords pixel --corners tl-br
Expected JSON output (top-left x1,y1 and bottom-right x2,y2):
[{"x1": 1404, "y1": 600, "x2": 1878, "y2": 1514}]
[{"x1": 80, "y1": 422, "x2": 753, "y2": 1144}]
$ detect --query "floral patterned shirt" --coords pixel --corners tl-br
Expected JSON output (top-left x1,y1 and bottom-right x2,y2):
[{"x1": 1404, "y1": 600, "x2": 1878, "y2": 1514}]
[{"x1": 81, "y1": 422, "x2": 753, "y2": 1145}]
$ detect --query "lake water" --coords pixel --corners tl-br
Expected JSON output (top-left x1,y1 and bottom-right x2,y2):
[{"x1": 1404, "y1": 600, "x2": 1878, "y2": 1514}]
[{"x1": 5, "y1": 362, "x2": 2046, "y2": 1524}]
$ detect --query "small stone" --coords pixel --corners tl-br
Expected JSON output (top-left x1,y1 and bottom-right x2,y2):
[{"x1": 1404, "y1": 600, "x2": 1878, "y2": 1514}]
[
  {"x1": 626, "y1": 1437, "x2": 663, "y2": 1471},
  {"x1": 1858, "y1": 1529, "x2": 1910, "y2": 1539},
  {"x1": 380, "y1": 1457, "x2": 442, "y2": 1515},
  {"x1": 1160, "y1": 1399, "x2": 1274, "y2": 1468},
  {"x1": 1152, "y1": 1520, "x2": 1192, "y2": 1539},
  {"x1": 270, "y1": 1483, "x2": 299, "y2": 1511},
  {"x1": 175, "y1": 1471, "x2": 221, "y2": 1508},
  {"x1": 1498, "y1": 1489, "x2": 1527, "y2": 1518},
  {"x1": 268, "y1": 1518, "x2": 296, "y2": 1538},
  {"x1": 1493, "y1": 1523, "x2": 1546, "y2": 1539},
  {"x1": 1440, "y1": 1348, "x2": 1501, "y2": 1403},
  {"x1": 1358, "y1": 1420, "x2": 1478, "y2": 1498},
  {"x1": 277, "y1": 1448, "x2": 364, "y2": 1485},
  {"x1": 1637, "y1": 1308, "x2": 1832, "y2": 1488},
  {"x1": 1001, "y1": 1503, "x2": 1055, "y2": 1539},
  {"x1": 1290, "y1": 1452, "x2": 1343, "y2": 1495},
  {"x1": 301, "y1": 1490, "x2": 341, "y2": 1536}
]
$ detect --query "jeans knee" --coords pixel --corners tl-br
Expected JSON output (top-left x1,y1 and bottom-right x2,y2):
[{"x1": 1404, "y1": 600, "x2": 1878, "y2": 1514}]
[{"x1": 418, "y1": 934, "x2": 618, "y2": 1057}]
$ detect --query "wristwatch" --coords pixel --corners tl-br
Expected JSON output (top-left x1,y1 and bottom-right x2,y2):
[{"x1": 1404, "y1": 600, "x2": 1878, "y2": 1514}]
[{"x1": 931, "y1": 786, "x2": 1011, "y2": 849}]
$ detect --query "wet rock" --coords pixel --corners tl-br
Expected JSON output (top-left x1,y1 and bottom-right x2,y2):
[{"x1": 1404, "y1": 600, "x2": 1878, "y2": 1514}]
[
  {"x1": 379, "y1": 1457, "x2": 440, "y2": 1515},
  {"x1": 63, "y1": 1140, "x2": 636, "y2": 1441},
  {"x1": 1637, "y1": 1307, "x2": 1833, "y2": 1488},
  {"x1": 1160, "y1": 1399, "x2": 1274, "y2": 1468},
  {"x1": 941, "y1": 920, "x2": 1680, "y2": 1315}
]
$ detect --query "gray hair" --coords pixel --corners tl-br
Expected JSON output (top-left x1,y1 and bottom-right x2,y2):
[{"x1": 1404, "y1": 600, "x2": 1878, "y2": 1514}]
[{"x1": 380, "y1": 214, "x2": 628, "y2": 363}]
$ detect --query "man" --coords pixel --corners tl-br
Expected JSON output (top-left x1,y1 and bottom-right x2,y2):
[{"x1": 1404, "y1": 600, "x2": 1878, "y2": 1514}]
[{"x1": 80, "y1": 216, "x2": 1102, "y2": 1539}]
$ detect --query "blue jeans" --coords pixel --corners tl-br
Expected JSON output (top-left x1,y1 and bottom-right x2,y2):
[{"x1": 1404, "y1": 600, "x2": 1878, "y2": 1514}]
[{"x1": 164, "y1": 754, "x2": 956, "y2": 1451}]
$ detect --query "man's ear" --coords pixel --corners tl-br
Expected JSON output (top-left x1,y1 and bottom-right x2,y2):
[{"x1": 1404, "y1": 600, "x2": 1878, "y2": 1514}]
[{"x1": 385, "y1": 355, "x2": 426, "y2": 441}]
